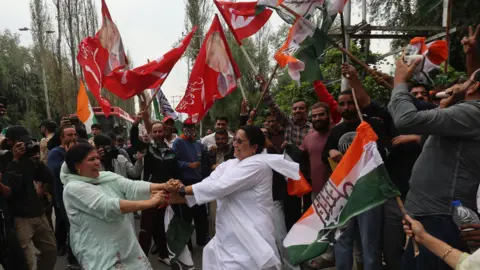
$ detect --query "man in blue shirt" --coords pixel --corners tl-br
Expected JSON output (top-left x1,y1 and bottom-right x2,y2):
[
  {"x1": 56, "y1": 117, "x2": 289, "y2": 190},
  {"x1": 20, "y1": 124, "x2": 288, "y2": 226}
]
[
  {"x1": 47, "y1": 125, "x2": 79, "y2": 268},
  {"x1": 172, "y1": 120, "x2": 208, "y2": 246}
]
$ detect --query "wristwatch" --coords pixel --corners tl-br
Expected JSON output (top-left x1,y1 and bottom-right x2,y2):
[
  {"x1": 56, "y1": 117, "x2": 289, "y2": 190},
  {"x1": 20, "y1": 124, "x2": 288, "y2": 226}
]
[{"x1": 179, "y1": 186, "x2": 186, "y2": 197}]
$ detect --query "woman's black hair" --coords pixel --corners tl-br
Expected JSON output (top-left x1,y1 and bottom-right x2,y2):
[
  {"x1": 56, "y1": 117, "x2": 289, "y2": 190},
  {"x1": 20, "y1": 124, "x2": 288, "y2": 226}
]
[
  {"x1": 65, "y1": 143, "x2": 95, "y2": 175},
  {"x1": 239, "y1": 125, "x2": 265, "y2": 154}
]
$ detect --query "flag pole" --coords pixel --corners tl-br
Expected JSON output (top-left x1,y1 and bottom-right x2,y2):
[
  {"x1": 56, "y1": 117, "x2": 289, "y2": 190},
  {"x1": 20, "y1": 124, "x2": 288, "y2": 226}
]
[
  {"x1": 237, "y1": 78, "x2": 249, "y2": 110},
  {"x1": 248, "y1": 64, "x2": 280, "y2": 124},
  {"x1": 351, "y1": 85, "x2": 419, "y2": 257},
  {"x1": 240, "y1": 45, "x2": 257, "y2": 75},
  {"x1": 444, "y1": 0, "x2": 453, "y2": 73},
  {"x1": 339, "y1": 12, "x2": 348, "y2": 64}
]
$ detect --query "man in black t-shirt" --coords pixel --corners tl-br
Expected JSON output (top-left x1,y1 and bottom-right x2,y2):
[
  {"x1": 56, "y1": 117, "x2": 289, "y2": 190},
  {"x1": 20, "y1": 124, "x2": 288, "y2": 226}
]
[{"x1": 323, "y1": 90, "x2": 389, "y2": 270}]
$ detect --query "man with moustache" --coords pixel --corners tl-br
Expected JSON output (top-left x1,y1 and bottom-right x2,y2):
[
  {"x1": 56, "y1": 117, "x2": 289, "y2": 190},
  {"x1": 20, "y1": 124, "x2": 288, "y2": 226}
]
[
  {"x1": 172, "y1": 120, "x2": 209, "y2": 247},
  {"x1": 323, "y1": 90, "x2": 391, "y2": 270},
  {"x1": 299, "y1": 102, "x2": 331, "y2": 200}
]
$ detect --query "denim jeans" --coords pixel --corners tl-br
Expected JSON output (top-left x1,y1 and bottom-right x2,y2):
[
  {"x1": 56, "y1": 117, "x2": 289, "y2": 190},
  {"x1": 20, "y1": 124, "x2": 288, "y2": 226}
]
[
  {"x1": 334, "y1": 205, "x2": 383, "y2": 270},
  {"x1": 401, "y1": 215, "x2": 469, "y2": 270}
]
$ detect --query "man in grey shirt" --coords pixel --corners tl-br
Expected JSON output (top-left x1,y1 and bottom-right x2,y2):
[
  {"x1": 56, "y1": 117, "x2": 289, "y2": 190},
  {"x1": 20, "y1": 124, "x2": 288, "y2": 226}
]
[{"x1": 388, "y1": 55, "x2": 480, "y2": 270}]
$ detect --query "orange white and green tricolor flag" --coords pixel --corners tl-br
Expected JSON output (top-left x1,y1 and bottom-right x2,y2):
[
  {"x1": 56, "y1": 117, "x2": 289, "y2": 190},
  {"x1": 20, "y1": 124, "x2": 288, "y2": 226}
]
[
  {"x1": 283, "y1": 121, "x2": 399, "y2": 265},
  {"x1": 274, "y1": 17, "x2": 316, "y2": 83}
]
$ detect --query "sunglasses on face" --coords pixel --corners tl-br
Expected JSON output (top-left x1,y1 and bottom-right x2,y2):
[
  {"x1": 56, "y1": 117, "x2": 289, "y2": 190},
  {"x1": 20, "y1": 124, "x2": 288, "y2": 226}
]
[{"x1": 232, "y1": 137, "x2": 246, "y2": 145}]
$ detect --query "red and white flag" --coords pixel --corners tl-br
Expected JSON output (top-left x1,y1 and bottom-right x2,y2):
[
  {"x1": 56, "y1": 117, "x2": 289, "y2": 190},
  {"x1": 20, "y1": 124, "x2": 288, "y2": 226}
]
[
  {"x1": 176, "y1": 15, "x2": 241, "y2": 123},
  {"x1": 102, "y1": 28, "x2": 196, "y2": 100},
  {"x1": 77, "y1": 37, "x2": 112, "y2": 116},
  {"x1": 76, "y1": 0, "x2": 128, "y2": 116},
  {"x1": 214, "y1": 0, "x2": 273, "y2": 45}
]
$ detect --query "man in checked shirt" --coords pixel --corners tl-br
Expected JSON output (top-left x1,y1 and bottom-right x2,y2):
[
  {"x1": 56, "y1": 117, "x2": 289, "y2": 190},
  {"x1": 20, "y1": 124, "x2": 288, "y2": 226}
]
[{"x1": 264, "y1": 93, "x2": 313, "y2": 229}]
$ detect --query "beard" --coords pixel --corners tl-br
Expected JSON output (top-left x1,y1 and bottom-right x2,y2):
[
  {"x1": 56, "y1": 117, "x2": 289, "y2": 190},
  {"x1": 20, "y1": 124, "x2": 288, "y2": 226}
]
[
  {"x1": 313, "y1": 119, "x2": 329, "y2": 132},
  {"x1": 340, "y1": 110, "x2": 358, "y2": 121},
  {"x1": 293, "y1": 113, "x2": 305, "y2": 124}
]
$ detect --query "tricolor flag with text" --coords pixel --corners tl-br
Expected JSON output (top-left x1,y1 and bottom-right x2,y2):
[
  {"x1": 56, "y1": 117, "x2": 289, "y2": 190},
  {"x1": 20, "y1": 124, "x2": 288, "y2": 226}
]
[
  {"x1": 275, "y1": 17, "x2": 316, "y2": 83},
  {"x1": 103, "y1": 28, "x2": 196, "y2": 100},
  {"x1": 214, "y1": 0, "x2": 273, "y2": 45},
  {"x1": 76, "y1": 80, "x2": 97, "y2": 134},
  {"x1": 176, "y1": 15, "x2": 241, "y2": 123},
  {"x1": 284, "y1": 122, "x2": 399, "y2": 265}
]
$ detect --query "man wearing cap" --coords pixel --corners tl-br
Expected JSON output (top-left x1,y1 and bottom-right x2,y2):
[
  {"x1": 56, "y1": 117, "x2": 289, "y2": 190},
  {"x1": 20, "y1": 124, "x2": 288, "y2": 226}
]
[
  {"x1": 163, "y1": 116, "x2": 178, "y2": 148},
  {"x1": 2, "y1": 126, "x2": 57, "y2": 270},
  {"x1": 173, "y1": 119, "x2": 209, "y2": 247},
  {"x1": 39, "y1": 120, "x2": 57, "y2": 165}
]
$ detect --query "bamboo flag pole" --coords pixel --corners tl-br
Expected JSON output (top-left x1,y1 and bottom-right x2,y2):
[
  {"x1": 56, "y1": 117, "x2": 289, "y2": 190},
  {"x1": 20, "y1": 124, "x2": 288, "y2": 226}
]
[
  {"x1": 351, "y1": 86, "x2": 420, "y2": 257},
  {"x1": 237, "y1": 78, "x2": 249, "y2": 110},
  {"x1": 444, "y1": 0, "x2": 453, "y2": 73},
  {"x1": 247, "y1": 64, "x2": 280, "y2": 124}
]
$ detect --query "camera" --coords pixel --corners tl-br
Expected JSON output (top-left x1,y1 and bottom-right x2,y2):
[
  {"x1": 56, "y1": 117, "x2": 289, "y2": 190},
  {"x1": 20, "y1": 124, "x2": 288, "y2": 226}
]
[{"x1": 22, "y1": 140, "x2": 40, "y2": 158}]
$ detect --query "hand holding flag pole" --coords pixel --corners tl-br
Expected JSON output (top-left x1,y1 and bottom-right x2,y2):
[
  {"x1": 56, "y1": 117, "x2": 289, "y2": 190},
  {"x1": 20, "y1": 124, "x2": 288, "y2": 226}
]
[
  {"x1": 351, "y1": 85, "x2": 420, "y2": 257},
  {"x1": 248, "y1": 64, "x2": 280, "y2": 125}
]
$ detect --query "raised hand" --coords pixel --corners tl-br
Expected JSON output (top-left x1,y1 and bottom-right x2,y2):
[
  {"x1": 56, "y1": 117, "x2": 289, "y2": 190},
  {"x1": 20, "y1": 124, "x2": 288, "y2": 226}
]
[
  {"x1": 461, "y1": 25, "x2": 480, "y2": 54},
  {"x1": 394, "y1": 51, "x2": 421, "y2": 87},
  {"x1": 342, "y1": 63, "x2": 358, "y2": 79}
]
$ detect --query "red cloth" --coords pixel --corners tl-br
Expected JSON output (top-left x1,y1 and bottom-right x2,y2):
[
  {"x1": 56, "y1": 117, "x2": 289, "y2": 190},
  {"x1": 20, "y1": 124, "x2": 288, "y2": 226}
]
[
  {"x1": 313, "y1": 80, "x2": 341, "y2": 125},
  {"x1": 176, "y1": 15, "x2": 241, "y2": 123},
  {"x1": 102, "y1": 28, "x2": 196, "y2": 100},
  {"x1": 214, "y1": 0, "x2": 273, "y2": 45}
]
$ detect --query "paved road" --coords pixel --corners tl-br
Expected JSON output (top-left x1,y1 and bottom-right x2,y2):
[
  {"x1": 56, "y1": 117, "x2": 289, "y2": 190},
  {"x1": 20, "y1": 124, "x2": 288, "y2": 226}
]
[{"x1": 54, "y1": 219, "x2": 203, "y2": 270}]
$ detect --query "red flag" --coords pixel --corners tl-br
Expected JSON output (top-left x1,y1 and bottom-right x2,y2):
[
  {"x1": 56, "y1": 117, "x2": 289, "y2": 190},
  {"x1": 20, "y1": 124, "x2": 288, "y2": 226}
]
[
  {"x1": 77, "y1": 37, "x2": 112, "y2": 116},
  {"x1": 214, "y1": 0, "x2": 273, "y2": 45},
  {"x1": 97, "y1": 0, "x2": 128, "y2": 75},
  {"x1": 76, "y1": 0, "x2": 128, "y2": 116},
  {"x1": 176, "y1": 15, "x2": 241, "y2": 123},
  {"x1": 102, "y1": 28, "x2": 196, "y2": 100}
]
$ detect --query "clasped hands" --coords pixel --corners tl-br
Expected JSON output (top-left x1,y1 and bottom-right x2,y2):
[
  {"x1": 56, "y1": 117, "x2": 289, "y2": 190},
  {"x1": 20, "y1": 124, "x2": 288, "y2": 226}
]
[{"x1": 148, "y1": 179, "x2": 185, "y2": 209}]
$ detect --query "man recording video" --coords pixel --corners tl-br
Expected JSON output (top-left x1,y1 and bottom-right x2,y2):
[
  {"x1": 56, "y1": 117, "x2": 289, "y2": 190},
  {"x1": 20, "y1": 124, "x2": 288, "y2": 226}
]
[{"x1": 2, "y1": 126, "x2": 56, "y2": 270}]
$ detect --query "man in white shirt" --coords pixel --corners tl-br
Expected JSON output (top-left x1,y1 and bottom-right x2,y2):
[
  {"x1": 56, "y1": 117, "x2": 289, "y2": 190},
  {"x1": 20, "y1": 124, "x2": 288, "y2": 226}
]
[{"x1": 201, "y1": 116, "x2": 233, "y2": 151}]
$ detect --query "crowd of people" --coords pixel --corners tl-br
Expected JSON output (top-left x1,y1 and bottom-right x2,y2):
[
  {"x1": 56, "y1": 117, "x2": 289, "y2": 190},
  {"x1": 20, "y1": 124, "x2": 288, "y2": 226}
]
[{"x1": 0, "y1": 27, "x2": 479, "y2": 270}]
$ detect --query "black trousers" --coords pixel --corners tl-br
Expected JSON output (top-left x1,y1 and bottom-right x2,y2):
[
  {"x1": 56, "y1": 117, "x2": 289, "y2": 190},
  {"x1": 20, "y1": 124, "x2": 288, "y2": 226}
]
[
  {"x1": 283, "y1": 193, "x2": 312, "y2": 231},
  {"x1": 181, "y1": 204, "x2": 208, "y2": 246},
  {"x1": 139, "y1": 207, "x2": 168, "y2": 258}
]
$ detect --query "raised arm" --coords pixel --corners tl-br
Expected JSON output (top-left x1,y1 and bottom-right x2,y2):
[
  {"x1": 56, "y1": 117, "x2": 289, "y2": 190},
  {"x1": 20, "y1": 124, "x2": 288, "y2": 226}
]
[
  {"x1": 462, "y1": 25, "x2": 480, "y2": 76},
  {"x1": 342, "y1": 63, "x2": 371, "y2": 109},
  {"x1": 388, "y1": 55, "x2": 480, "y2": 137}
]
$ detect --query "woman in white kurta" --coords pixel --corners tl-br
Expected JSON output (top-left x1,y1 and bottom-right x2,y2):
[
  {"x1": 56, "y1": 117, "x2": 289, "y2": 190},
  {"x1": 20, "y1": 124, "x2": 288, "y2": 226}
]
[
  {"x1": 172, "y1": 126, "x2": 300, "y2": 270},
  {"x1": 60, "y1": 143, "x2": 177, "y2": 270}
]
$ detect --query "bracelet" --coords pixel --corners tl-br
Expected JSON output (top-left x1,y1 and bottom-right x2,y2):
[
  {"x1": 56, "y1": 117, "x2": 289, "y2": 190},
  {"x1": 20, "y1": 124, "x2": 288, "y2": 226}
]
[{"x1": 442, "y1": 247, "x2": 453, "y2": 260}]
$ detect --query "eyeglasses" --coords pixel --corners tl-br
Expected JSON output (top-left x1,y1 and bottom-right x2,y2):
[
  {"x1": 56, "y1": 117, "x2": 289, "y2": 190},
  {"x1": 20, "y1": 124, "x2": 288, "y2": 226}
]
[{"x1": 232, "y1": 137, "x2": 246, "y2": 145}]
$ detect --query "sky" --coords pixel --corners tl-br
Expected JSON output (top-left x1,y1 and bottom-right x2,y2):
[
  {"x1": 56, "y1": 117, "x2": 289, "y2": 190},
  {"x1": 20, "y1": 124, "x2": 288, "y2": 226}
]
[{"x1": 0, "y1": 0, "x2": 392, "y2": 110}]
